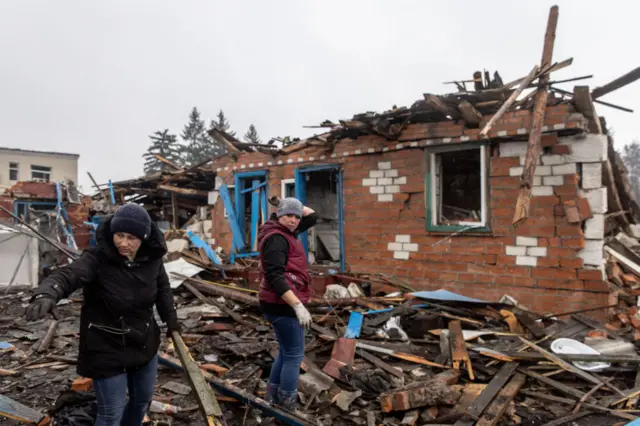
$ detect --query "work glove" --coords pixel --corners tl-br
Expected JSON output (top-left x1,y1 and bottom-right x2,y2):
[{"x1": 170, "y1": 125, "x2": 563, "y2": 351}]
[
  {"x1": 25, "y1": 295, "x2": 58, "y2": 322},
  {"x1": 292, "y1": 303, "x2": 312, "y2": 329},
  {"x1": 166, "y1": 312, "x2": 182, "y2": 338}
]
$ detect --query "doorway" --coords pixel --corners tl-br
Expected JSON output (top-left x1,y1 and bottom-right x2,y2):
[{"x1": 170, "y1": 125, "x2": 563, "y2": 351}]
[{"x1": 294, "y1": 165, "x2": 345, "y2": 272}]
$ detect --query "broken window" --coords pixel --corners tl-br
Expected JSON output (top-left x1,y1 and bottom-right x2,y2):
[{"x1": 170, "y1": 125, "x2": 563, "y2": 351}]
[
  {"x1": 224, "y1": 185, "x2": 235, "y2": 218},
  {"x1": 31, "y1": 165, "x2": 52, "y2": 182},
  {"x1": 281, "y1": 179, "x2": 295, "y2": 198},
  {"x1": 426, "y1": 144, "x2": 487, "y2": 231},
  {"x1": 9, "y1": 162, "x2": 18, "y2": 181}
]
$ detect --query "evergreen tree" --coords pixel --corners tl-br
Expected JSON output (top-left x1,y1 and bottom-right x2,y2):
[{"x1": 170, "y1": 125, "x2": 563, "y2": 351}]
[
  {"x1": 142, "y1": 129, "x2": 181, "y2": 174},
  {"x1": 209, "y1": 109, "x2": 236, "y2": 137},
  {"x1": 181, "y1": 107, "x2": 209, "y2": 165},
  {"x1": 622, "y1": 140, "x2": 640, "y2": 200},
  {"x1": 243, "y1": 124, "x2": 262, "y2": 144}
]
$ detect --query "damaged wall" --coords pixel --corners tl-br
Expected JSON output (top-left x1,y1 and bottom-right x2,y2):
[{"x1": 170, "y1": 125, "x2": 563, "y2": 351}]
[{"x1": 209, "y1": 104, "x2": 609, "y2": 315}]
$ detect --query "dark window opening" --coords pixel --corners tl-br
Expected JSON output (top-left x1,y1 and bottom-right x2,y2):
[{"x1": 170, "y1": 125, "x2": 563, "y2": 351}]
[
  {"x1": 31, "y1": 165, "x2": 52, "y2": 182},
  {"x1": 435, "y1": 149, "x2": 482, "y2": 225},
  {"x1": 304, "y1": 170, "x2": 339, "y2": 265},
  {"x1": 9, "y1": 162, "x2": 18, "y2": 181}
]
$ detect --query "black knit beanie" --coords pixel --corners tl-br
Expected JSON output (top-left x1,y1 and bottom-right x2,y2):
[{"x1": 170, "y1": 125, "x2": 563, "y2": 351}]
[{"x1": 111, "y1": 203, "x2": 152, "y2": 241}]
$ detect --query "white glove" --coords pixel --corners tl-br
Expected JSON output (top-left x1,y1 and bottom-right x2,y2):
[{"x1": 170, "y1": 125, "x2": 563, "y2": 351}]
[{"x1": 292, "y1": 303, "x2": 312, "y2": 329}]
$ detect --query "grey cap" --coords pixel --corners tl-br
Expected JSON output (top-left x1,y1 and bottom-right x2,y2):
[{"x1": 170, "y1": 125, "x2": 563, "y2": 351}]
[{"x1": 277, "y1": 197, "x2": 303, "y2": 218}]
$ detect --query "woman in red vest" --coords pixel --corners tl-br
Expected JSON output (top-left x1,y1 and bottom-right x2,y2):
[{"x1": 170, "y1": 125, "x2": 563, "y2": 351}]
[{"x1": 258, "y1": 197, "x2": 317, "y2": 411}]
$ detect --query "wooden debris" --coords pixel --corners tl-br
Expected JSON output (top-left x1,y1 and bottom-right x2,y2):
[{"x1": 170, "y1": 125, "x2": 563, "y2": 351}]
[
  {"x1": 476, "y1": 373, "x2": 526, "y2": 426},
  {"x1": 380, "y1": 371, "x2": 461, "y2": 412},
  {"x1": 458, "y1": 101, "x2": 483, "y2": 128},
  {"x1": 512, "y1": 5, "x2": 559, "y2": 225},
  {"x1": 449, "y1": 320, "x2": 474, "y2": 380}
]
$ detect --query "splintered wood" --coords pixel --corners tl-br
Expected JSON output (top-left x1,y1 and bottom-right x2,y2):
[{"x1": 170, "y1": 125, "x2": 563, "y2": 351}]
[
  {"x1": 513, "y1": 5, "x2": 559, "y2": 225},
  {"x1": 449, "y1": 320, "x2": 474, "y2": 380}
]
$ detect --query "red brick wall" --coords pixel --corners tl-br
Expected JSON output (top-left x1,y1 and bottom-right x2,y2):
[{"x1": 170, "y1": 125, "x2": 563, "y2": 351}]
[{"x1": 210, "y1": 105, "x2": 607, "y2": 315}]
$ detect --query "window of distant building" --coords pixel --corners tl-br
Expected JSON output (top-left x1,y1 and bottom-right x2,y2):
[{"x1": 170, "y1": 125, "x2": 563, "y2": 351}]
[
  {"x1": 31, "y1": 165, "x2": 52, "y2": 182},
  {"x1": 9, "y1": 162, "x2": 19, "y2": 181}
]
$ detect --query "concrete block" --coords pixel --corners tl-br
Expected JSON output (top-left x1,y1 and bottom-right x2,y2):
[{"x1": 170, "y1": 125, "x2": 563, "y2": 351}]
[
  {"x1": 516, "y1": 236, "x2": 538, "y2": 247},
  {"x1": 581, "y1": 163, "x2": 602, "y2": 189},
  {"x1": 584, "y1": 214, "x2": 605, "y2": 239},
  {"x1": 393, "y1": 251, "x2": 410, "y2": 260},
  {"x1": 580, "y1": 188, "x2": 607, "y2": 214},
  {"x1": 506, "y1": 245, "x2": 527, "y2": 256},
  {"x1": 385, "y1": 185, "x2": 400, "y2": 194},
  {"x1": 552, "y1": 163, "x2": 577, "y2": 175},
  {"x1": 541, "y1": 155, "x2": 565, "y2": 166},
  {"x1": 362, "y1": 178, "x2": 376, "y2": 186},
  {"x1": 396, "y1": 235, "x2": 411, "y2": 243},
  {"x1": 509, "y1": 167, "x2": 524, "y2": 177},
  {"x1": 369, "y1": 170, "x2": 384, "y2": 178},
  {"x1": 500, "y1": 142, "x2": 529, "y2": 157},
  {"x1": 378, "y1": 162, "x2": 392, "y2": 170},
  {"x1": 527, "y1": 247, "x2": 548, "y2": 257},
  {"x1": 385, "y1": 169, "x2": 399, "y2": 178},
  {"x1": 387, "y1": 242, "x2": 402, "y2": 251},
  {"x1": 378, "y1": 178, "x2": 393, "y2": 186},
  {"x1": 533, "y1": 176, "x2": 542, "y2": 186},
  {"x1": 370, "y1": 186, "x2": 384, "y2": 194},
  {"x1": 394, "y1": 177, "x2": 407, "y2": 185},
  {"x1": 532, "y1": 186, "x2": 554, "y2": 196},
  {"x1": 403, "y1": 243, "x2": 419, "y2": 252},
  {"x1": 579, "y1": 239, "x2": 604, "y2": 267},
  {"x1": 378, "y1": 194, "x2": 393, "y2": 202},
  {"x1": 543, "y1": 176, "x2": 564, "y2": 186},
  {"x1": 516, "y1": 256, "x2": 537, "y2": 267},
  {"x1": 534, "y1": 166, "x2": 552, "y2": 176},
  {"x1": 560, "y1": 134, "x2": 608, "y2": 163}
]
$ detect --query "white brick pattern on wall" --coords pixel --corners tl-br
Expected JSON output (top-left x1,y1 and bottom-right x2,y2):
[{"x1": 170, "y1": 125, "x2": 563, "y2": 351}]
[
  {"x1": 388, "y1": 234, "x2": 418, "y2": 260},
  {"x1": 362, "y1": 162, "x2": 408, "y2": 202}
]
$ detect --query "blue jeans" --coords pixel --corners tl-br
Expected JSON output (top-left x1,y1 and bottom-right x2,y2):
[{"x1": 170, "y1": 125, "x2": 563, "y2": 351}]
[
  {"x1": 93, "y1": 355, "x2": 158, "y2": 426},
  {"x1": 264, "y1": 314, "x2": 304, "y2": 399}
]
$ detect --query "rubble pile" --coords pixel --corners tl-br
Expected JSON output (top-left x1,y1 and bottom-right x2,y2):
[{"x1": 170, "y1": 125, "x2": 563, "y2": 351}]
[{"x1": 3, "y1": 274, "x2": 640, "y2": 425}]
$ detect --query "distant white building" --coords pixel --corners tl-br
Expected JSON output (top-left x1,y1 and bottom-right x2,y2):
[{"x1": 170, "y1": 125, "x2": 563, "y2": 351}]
[{"x1": 0, "y1": 147, "x2": 79, "y2": 188}]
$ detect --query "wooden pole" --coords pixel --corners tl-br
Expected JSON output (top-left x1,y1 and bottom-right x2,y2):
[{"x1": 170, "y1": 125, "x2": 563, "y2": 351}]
[
  {"x1": 479, "y1": 65, "x2": 539, "y2": 137},
  {"x1": 171, "y1": 192, "x2": 179, "y2": 229},
  {"x1": 512, "y1": 5, "x2": 559, "y2": 225}
]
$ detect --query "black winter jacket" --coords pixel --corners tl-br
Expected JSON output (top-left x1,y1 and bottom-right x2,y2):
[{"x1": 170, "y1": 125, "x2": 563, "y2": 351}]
[{"x1": 33, "y1": 216, "x2": 176, "y2": 379}]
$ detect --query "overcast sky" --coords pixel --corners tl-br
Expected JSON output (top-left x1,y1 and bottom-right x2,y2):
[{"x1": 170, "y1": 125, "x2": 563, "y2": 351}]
[{"x1": 1, "y1": 1, "x2": 638, "y2": 193}]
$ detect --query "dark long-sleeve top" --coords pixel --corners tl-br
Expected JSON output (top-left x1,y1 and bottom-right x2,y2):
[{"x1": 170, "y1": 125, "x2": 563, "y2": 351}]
[{"x1": 260, "y1": 212, "x2": 317, "y2": 317}]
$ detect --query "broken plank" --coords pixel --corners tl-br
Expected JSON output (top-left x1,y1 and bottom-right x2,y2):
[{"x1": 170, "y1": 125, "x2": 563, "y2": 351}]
[
  {"x1": 475, "y1": 373, "x2": 526, "y2": 426},
  {"x1": 158, "y1": 353, "x2": 314, "y2": 426},
  {"x1": 541, "y1": 411, "x2": 592, "y2": 426},
  {"x1": 520, "y1": 390, "x2": 636, "y2": 421},
  {"x1": 519, "y1": 367, "x2": 586, "y2": 399},
  {"x1": 514, "y1": 310, "x2": 546, "y2": 338},
  {"x1": 423, "y1": 94, "x2": 460, "y2": 118},
  {"x1": 0, "y1": 394, "x2": 45, "y2": 424},
  {"x1": 518, "y1": 337, "x2": 604, "y2": 385},
  {"x1": 449, "y1": 320, "x2": 474, "y2": 380},
  {"x1": 480, "y1": 65, "x2": 539, "y2": 137},
  {"x1": 356, "y1": 349, "x2": 404, "y2": 379},
  {"x1": 592, "y1": 67, "x2": 640, "y2": 99},
  {"x1": 159, "y1": 184, "x2": 209, "y2": 197},
  {"x1": 458, "y1": 101, "x2": 483, "y2": 128},
  {"x1": 512, "y1": 5, "x2": 559, "y2": 225},
  {"x1": 171, "y1": 332, "x2": 223, "y2": 424},
  {"x1": 454, "y1": 362, "x2": 519, "y2": 426}
]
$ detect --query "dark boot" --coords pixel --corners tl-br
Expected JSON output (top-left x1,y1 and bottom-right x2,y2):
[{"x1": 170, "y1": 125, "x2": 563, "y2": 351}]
[
  {"x1": 265, "y1": 382, "x2": 279, "y2": 405},
  {"x1": 277, "y1": 389, "x2": 297, "y2": 412}
]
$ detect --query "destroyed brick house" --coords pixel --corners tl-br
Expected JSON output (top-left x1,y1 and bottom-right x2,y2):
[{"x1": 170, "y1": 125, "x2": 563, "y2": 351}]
[{"x1": 101, "y1": 62, "x2": 640, "y2": 320}]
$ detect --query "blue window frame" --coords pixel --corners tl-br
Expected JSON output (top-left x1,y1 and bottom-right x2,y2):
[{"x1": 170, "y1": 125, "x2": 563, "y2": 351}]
[{"x1": 234, "y1": 171, "x2": 268, "y2": 253}]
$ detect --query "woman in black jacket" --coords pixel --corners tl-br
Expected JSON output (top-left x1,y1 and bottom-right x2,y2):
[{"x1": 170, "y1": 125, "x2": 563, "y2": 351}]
[{"x1": 25, "y1": 203, "x2": 180, "y2": 426}]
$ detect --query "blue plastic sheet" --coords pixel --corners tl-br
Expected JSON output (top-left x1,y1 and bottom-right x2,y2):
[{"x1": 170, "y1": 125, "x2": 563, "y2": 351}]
[{"x1": 410, "y1": 289, "x2": 490, "y2": 304}]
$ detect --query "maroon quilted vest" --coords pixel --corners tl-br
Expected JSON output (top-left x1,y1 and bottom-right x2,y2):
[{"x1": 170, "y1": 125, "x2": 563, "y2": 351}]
[{"x1": 258, "y1": 219, "x2": 311, "y2": 304}]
